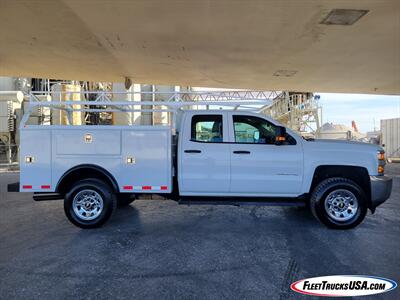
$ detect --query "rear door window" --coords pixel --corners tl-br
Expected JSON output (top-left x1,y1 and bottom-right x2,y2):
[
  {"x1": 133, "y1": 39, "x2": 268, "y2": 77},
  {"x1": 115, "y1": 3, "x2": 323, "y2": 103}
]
[{"x1": 191, "y1": 115, "x2": 223, "y2": 143}]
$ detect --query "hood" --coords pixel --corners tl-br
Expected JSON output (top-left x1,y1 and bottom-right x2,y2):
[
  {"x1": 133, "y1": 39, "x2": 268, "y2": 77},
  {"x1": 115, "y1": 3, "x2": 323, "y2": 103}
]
[{"x1": 307, "y1": 139, "x2": 382, "y2": 151}]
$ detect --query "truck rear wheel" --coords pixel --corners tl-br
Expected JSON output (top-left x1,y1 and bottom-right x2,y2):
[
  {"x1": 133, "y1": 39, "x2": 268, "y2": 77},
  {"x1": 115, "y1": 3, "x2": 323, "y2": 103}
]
[
  {"x1": 64, "y1": 178, "x2": 116, "y2": 229},
  {"x1": 310, "y1": 177, "x2": 367, "y2": 229}
]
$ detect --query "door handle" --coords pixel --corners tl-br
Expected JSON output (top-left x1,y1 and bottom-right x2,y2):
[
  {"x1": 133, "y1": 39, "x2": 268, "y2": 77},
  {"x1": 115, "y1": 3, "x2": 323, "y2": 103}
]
[
  {"x1": 184, "y1": 149, "x2": 202, "y2": 153},
  {"x1": 233, "y1": 150, "x2": 251, "y2": 154}
]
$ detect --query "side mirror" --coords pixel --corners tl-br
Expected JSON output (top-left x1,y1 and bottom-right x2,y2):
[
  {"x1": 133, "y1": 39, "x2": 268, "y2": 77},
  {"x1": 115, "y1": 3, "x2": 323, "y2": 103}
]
[
  {"x1": 253, "y1": 131, "x2": 260, "y2": 141},
  {"x1": 275, "y1": 126, "x2": 286, "y2": 145}
]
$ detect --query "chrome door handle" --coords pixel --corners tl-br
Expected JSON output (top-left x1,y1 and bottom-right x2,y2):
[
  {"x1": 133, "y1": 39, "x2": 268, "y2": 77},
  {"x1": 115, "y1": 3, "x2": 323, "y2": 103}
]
[
  {"x1": 184, "y1": 149, "x2": 202, "y2": 153},
  {"x1": 233, "y1": 151, "x2": 251, "y2": 154}
]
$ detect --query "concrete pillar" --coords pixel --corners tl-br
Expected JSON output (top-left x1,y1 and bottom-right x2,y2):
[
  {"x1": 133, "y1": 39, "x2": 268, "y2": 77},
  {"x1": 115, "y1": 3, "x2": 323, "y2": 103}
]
[
  {"x1": 51, "y1": 83, "x2": 83, "y2": 125},
  {"x1": 140, "y1": 84, "x2": 153, "y2": 125},
  {"x1": 110, "y1": 84, "x2": 181, "y2": 126},
  {"x1": 112, "y1": 82, "x2": 133, "y2": 125},
  {"x1": 132, "y1": 84, "x2": 142, "y2": 125},
  {"x1": 153, "y1": 85, "x2": 177, "y2": 126}
]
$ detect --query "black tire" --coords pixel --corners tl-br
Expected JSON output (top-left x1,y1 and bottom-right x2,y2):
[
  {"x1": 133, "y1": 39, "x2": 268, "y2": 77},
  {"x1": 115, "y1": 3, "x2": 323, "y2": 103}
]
[
  {"x1": 310, "y1": 177, "x2": 367, "y2": 229},
  {"x1": 117, "y1": 193, "x2": 135, "y2": 207},
  {"x1": 64, "y1": 178, "x2": 117, "y2": 229}
]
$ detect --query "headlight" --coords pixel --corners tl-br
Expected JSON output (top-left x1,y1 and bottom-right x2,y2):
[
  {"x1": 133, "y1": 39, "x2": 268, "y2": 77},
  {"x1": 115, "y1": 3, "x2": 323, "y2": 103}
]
[
  {"x1": 378, "y1": 165, "x2": 385, "y2": 174},
  {"x1": 377, "y1": 150, "x2": 385, "y2": 175},
  {"x1": 377, "y1": 151, "x2": 385, "y2": 161}
]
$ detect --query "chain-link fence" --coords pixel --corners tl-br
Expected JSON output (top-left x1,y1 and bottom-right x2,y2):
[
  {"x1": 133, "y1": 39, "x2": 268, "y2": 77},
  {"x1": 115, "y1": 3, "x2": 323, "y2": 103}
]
[{"x1": 0, "y1": 144, "x2": 19, "y2": 170}]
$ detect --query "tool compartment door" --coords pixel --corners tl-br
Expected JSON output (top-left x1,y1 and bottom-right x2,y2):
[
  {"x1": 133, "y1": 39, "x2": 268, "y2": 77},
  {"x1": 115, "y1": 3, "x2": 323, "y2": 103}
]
[
  {"x1": 19, "y1": 128, "x2": 52, "y2": 191},
  {"x1": 120, "y1": 127, "x2": 171, "y2": 192}
]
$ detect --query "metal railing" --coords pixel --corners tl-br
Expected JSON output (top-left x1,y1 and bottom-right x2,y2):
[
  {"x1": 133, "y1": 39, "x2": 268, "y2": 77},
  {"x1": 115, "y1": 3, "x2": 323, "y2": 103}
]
[
  {"x1": 0, "y1": 144, "x2": 19, "y2": 169},
  {"x1": 28, "y1": 89, "x2": 281, "y2": 103},
  {"x1": 34, "y1": 89, "x2": 277, "y2": 102},
  {"x1": 21, "y1": 90, "x2": 277, "y2": 131}
]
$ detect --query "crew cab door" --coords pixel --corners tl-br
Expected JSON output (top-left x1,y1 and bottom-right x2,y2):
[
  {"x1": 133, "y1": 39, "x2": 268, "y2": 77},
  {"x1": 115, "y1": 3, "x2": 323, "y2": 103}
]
[
  {"x1": 229, "y1": 114, "x2": 303, "y2": 196},
  {"x1": 179, "y1": 112, "x2": 230, "y2": 195}
]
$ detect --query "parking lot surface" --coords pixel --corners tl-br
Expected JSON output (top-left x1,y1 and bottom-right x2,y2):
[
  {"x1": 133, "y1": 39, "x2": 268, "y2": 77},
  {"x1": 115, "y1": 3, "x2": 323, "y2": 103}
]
[{"x1": 1, "y1": 165, "x2": 399, "y2": 299}]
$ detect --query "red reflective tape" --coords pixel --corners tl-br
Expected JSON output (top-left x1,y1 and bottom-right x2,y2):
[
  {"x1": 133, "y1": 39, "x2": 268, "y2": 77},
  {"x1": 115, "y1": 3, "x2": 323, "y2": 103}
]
[
  {"x1": 161, "y1": 186, "x2": 168, "y2": 190},
  {"x1": 41, "y1": 185, "x2": 51, "y2": 189},
  {"x1": 142, "y1": 186, "x2": 152, "y2": 190},
  {"x1": 123, "y1": 186, "x2": 133, "y2": 190},
  {"x1": 23, "y1": 185, "x2": 32, "y2": 189}
]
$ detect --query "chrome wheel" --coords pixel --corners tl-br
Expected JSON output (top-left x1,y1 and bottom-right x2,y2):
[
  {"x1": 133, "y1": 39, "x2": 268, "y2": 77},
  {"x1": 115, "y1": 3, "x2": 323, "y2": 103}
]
[
  {"x1": 72, "y1": 189, "x2": 104, "y2": 221},
  {"x1": 325, "y1": 189, "x2": 358, "y2": 222}
]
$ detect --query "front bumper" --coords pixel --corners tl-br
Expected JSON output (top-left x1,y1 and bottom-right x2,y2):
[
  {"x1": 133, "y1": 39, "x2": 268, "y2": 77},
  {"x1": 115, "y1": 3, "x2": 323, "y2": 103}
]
[{"x1": 370, "y1": 175, "x2": 393, "y2": 211}]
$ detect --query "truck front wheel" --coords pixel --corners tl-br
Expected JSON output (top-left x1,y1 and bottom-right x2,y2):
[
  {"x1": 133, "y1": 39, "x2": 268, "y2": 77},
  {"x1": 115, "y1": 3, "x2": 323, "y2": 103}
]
[
  {"x1": 64, "y1": 178, "x2": 117, "y2": 229},
  {"x1": 310, "y1": 177, "x2": 367, "y2": 229}
]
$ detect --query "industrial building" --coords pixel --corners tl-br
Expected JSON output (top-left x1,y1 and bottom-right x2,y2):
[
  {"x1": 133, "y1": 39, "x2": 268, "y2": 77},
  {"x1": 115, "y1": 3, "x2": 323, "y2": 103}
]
[
  {"x1": 381, "y1": 118, "x2": 400, "y2": 162},
  {"x1": 1, "y1": 77, "x2": 328, "y2": 167},
  {"x1": 2, "y1": 76, "x2": 398, "y2": 168}
]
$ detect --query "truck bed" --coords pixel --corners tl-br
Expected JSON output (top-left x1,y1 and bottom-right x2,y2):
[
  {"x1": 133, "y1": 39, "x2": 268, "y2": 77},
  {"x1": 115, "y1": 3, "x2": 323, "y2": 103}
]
[{"x1": 19, "y1": 125, "x2": 172, "y2": 193}]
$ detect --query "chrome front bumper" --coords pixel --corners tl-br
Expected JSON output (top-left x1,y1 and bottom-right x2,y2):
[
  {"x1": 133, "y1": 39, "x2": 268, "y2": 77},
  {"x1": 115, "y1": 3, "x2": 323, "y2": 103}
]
[{"x1": 370, "y1": 175, "x2": 393, "y2": 211}]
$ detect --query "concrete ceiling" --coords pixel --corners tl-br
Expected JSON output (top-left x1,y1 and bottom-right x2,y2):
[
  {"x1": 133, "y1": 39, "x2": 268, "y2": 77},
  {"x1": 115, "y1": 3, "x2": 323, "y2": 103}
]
[{"x1": 0, "y1": 0, "x2": 399, "y2": 94}]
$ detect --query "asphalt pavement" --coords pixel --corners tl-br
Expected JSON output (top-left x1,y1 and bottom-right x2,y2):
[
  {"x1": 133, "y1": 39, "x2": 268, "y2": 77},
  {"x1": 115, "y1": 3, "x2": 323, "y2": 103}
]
[{"x1": 0, "y1": 164, "x2": 399, "y2": 299}]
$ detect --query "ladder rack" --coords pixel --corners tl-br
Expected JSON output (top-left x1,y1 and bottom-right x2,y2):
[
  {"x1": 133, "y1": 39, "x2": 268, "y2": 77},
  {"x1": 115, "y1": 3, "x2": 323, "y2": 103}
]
[
  {"x1": 21, "y1": 90, "x2": 277, "y2": 130},
  {"x1": 28, "y1": 90, "x2": 281, "y2": 102}
]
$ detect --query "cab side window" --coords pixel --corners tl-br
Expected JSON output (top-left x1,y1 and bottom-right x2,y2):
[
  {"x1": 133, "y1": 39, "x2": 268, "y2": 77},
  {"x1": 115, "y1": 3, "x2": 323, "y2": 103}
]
[
  {"x1": 233, "y1": 115, "x2": 296, "y2": 145},
  {"x1": 191, "y1": 115, "x2": 223, "y2": 143}
]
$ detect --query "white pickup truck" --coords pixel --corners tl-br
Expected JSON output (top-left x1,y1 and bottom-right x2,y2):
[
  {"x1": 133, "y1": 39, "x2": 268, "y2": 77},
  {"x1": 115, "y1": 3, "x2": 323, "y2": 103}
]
[{"x1": 8, "y1": 95, "x2": 392, "y2": 230}]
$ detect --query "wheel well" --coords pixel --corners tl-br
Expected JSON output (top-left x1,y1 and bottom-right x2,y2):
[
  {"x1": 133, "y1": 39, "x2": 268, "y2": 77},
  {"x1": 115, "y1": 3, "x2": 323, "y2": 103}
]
[
  {"x1": 56, "y1": 165, "x2": 119, "y2": 194},
  {"x1": 310, "y1": 165, "x2": 371, "y2": 203}
]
